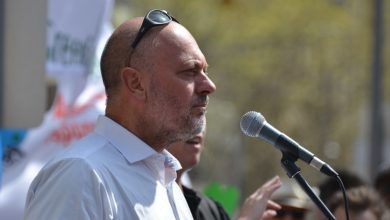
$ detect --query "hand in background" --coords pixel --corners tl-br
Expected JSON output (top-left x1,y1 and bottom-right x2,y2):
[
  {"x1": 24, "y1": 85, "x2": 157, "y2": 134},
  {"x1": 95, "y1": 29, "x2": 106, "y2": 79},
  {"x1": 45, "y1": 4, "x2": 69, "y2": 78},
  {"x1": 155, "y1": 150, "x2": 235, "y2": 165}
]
[{"x1": 237, "y1": 176, "x2": 282, "y2": 220}]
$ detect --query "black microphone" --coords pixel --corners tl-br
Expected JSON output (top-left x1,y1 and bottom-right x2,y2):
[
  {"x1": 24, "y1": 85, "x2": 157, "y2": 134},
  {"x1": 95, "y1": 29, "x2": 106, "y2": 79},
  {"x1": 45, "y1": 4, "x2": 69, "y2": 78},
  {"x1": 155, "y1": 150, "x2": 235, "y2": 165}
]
[{"x1": 240, "y1": 111, "x2": 338, "y2": 177}]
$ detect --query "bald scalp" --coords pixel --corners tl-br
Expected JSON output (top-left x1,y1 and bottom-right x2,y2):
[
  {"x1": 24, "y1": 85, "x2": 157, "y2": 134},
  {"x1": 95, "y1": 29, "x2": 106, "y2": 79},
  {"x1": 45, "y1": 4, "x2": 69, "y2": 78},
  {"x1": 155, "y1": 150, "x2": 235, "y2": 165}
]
[
  {"x1": 134, "y1": 22, "x2": 201, "y2": 75},
  {"x1": 100, "y1": 18, "x2": 166, "y2": 99},
  {"x1": 100, "y1": 17, "x2": 194, "y2": 104},
  {"x1": 129, "y1": 22, "x2": 191, "y2": 73},
  {"x1": 100, "y1": 18, "x2": 141, "y2": 98}
]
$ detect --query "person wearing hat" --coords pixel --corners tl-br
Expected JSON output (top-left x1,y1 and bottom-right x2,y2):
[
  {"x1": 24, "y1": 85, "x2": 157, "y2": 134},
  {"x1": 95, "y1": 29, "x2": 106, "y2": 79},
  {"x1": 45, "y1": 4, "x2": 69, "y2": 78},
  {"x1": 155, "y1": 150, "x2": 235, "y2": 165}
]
[{"x1": 270, "y1": 179, "x2": 311, "y2": 220}]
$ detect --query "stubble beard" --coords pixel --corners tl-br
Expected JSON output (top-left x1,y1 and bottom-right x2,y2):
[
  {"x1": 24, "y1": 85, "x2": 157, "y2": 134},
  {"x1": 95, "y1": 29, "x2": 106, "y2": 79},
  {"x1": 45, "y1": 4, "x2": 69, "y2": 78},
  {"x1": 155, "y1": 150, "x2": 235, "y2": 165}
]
[
  {"x1": 178, "y1": 113, "x2": 205, "y2": 141},
  {"x1": 152, "y1": 104, "x2": 206, "y2": 146},
  {"x1": 147, "y1": 81, "x2": 206, "y2": 146}
]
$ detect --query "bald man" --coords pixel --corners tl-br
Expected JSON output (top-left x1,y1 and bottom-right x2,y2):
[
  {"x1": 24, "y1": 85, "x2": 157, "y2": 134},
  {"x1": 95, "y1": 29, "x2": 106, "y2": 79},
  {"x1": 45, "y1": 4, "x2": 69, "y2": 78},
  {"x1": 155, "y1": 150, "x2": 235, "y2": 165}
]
[{"x1": 24, "y1": 9, "x2": 215, "y2": 220}]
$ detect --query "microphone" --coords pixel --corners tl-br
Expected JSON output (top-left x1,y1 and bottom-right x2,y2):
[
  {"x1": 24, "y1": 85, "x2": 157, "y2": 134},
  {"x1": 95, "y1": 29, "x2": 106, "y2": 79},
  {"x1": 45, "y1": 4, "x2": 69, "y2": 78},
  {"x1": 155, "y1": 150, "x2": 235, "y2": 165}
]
[{"x1": 240, "y1": 111, "x2": 338, "y2": 177}]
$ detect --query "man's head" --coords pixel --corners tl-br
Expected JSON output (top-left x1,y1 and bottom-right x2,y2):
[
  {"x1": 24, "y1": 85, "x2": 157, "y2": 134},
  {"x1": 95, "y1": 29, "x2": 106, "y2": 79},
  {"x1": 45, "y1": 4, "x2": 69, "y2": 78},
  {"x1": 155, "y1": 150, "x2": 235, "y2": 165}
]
[
  {"x1": 328, "y1": 186, "x2": 385, "y2": 220},
  {"x1": 168, "y1": 127, "x2": 206, "y2": 174},
  {"x1": 374, "y1": 164, "x2": 390, "y2": 207},
  {"x1": 318, "y1": 169, "x2": 366, "y2": 206},
  {"x1": 271, "y1": 179, "x2": 310, "y2": 220},
  {"x1": 100, "y1": 10, "x2": 216, "y2": 151}
]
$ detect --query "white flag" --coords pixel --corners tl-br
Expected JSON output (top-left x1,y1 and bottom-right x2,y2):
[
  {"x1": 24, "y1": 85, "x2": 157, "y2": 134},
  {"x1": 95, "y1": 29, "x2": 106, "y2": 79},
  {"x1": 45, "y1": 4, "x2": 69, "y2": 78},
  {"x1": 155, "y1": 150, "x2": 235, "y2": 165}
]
[{"x1": 0, "y1": 0, "x2": 114, "y2": 219}]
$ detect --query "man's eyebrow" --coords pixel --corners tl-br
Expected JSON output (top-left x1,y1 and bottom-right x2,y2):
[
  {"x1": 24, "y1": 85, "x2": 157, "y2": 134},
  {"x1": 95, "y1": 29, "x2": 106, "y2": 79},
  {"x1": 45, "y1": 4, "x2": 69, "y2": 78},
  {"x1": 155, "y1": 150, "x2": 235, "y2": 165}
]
[{"x1": 183, "y1": 60, "x2": 208, "y2": 69}]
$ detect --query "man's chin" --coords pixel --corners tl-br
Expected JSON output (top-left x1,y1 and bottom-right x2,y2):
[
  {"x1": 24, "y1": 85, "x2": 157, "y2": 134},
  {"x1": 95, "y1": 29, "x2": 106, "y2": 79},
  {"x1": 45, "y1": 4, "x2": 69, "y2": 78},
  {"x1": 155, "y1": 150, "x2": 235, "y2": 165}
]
[
  {"x1": 173, "y1": 116, "x2": 205, "y2": 140},
  {"x1": 191, "y1": 120, "x2": 205, "y2": 135}
]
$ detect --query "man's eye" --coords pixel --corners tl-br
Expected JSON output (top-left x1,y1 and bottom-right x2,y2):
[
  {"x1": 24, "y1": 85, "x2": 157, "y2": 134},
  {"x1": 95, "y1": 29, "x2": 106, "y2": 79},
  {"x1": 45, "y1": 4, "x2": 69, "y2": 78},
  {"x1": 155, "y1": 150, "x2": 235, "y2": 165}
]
[
  {"x1": 183, "y1": 70, "x2": 198, "y2": 77},
  {"x1": 180, "y1": 68, "x2": 208, "y2": 78}
]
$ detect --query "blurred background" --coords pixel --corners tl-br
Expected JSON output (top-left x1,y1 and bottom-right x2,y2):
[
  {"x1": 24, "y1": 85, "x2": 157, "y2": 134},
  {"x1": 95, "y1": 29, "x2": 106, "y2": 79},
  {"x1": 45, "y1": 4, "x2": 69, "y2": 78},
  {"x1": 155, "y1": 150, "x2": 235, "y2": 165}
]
[
  {"x1": 0, "y1": 0, "x2": 389, "y2": 218},
  {"x1": 114, "y1": 0, "x2": 390, "y2": 196}
]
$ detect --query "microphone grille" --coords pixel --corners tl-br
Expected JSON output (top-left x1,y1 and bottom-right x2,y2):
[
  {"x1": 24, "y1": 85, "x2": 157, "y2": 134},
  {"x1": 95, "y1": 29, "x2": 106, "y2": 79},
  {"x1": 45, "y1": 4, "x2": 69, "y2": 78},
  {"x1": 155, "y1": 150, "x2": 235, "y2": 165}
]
[{"x1": 240, "y1": 111, "x2": 266, "y2": 137}]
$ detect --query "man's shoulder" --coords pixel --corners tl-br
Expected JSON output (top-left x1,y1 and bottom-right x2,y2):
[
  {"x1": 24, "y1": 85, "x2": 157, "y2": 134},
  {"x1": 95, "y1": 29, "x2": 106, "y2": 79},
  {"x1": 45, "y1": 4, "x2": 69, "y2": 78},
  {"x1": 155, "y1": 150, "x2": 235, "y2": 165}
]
[
  {"x1": 52, "y1": 132, "x2": 108, "y2": 161},
  {"x1": 32, "y1": 132, "x2": 111, "y2": 183},
  {"x1": 182, "y1": 186, "x2": 230, "y2": 220}
]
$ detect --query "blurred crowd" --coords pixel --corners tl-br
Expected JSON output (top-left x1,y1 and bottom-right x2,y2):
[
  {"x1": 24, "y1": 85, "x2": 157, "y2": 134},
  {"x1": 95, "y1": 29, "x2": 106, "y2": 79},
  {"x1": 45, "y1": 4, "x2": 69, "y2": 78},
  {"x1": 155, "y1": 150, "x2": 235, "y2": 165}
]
[
  {"x1": 170, "y1": 123, "x2": 390, "y2": 220},
  {"x1": 269, "y1": 166, "x2": 390, "y2": 220}
]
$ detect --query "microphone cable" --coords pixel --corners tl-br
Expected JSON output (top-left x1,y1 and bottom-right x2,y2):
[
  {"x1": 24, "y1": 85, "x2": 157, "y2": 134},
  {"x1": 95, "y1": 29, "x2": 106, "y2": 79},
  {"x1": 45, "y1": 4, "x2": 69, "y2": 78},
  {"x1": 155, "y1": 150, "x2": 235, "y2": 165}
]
[{"x1": 336, "y1": 175, "x2": 350, "y2": 220}]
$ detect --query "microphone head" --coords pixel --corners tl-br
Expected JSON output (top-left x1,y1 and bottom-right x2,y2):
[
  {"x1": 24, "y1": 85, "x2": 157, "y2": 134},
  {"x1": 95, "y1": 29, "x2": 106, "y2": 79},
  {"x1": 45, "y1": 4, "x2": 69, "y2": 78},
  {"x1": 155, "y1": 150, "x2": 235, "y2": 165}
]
[{"x1": 240, "y1": 111, "x2": 266, "y2": 137}]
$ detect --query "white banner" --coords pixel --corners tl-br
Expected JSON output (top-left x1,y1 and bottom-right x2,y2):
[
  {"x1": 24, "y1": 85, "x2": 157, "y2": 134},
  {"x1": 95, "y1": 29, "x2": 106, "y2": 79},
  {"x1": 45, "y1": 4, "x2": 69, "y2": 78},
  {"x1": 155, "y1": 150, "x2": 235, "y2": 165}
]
[
  {"x1": 46, "y1": 0, "x2": 113, "y2": 78},
  {"x1": 0, "y1": 78, "x2": 107, "y2": 220},
  {"x1": 0, "y1": 0, "x2": 113, "y2": 219}
]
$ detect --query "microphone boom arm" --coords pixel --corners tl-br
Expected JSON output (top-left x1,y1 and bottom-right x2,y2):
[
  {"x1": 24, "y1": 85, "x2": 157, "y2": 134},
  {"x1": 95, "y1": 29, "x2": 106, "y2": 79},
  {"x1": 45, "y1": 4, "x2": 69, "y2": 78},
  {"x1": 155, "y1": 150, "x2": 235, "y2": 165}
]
[{"x1": 280, "y1": 152, "x2": 336, "y2": 220}]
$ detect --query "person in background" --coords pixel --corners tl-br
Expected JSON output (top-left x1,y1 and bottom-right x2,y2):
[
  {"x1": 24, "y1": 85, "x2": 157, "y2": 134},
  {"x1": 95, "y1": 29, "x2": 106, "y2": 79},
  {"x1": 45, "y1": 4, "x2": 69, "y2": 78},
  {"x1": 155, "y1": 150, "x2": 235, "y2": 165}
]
[
  {"x1": 374, "y1": 163, "x2": 390, "y2": 208},
  {"x1": 168, "y1": 127, "x2": 282, "y2": 220},
  {"x1": 270, "y1": 179, "x2": 311, "y2": 220},
  {"x1": 327, "y1": 186, "x2": 387, "y2": 220},
  {"x1": 317, "y1": 169, "x2": 366, "y2": 206},
  {"x1": 314, "y1": 169, "x2": 367, "y2": 220},
  {"x1": 24, "y1": 9, "x2": 216, "y2": 219}
]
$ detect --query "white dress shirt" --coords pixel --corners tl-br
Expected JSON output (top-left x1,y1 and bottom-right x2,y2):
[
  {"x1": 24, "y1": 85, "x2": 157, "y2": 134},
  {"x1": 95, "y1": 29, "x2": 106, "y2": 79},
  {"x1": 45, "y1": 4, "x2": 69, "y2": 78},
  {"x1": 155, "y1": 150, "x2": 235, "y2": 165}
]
[{"x1": 24, "y1": 115, "x2": 193, "y2": 220}]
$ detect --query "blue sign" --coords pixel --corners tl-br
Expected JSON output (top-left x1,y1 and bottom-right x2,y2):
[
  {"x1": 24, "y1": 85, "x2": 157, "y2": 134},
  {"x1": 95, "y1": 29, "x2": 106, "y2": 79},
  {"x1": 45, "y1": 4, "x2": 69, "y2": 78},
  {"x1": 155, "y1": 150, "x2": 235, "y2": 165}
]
[
  {"x1": 0, "y1": 128, "x2": 27, "y2": 187},
  {"x1": 0, "y1": 134, "x2": 2, "y2": 187}
]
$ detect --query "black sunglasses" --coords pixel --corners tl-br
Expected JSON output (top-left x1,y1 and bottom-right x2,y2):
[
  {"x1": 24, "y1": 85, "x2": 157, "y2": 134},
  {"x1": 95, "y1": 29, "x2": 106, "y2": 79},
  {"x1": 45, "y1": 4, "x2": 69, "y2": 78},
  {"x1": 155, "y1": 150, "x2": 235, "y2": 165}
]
[
  {"x1": 276, "y1": 209, "x2": 305, "y2": 219},
  {"x1": 131, "y1": 9, "x2": 178, "y2": 49}
]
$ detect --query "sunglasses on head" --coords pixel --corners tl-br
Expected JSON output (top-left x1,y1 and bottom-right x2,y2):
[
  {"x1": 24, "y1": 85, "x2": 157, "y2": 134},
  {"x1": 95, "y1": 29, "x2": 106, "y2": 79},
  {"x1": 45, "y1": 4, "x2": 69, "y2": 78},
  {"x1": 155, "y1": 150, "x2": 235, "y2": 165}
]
[
  {"x1": 131, "y1": 9, "x2": 179, "y2": 49},
  {"x1": 276, "y1": 209, "x2": 305, "y2": 219}
]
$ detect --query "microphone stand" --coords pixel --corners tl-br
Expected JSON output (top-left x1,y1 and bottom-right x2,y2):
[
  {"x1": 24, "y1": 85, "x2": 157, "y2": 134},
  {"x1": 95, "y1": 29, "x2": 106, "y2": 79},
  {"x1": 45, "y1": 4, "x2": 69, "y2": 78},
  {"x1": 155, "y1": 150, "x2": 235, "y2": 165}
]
[{"x1": 280, "y1": 153, "x2": 335, "y2": 220}]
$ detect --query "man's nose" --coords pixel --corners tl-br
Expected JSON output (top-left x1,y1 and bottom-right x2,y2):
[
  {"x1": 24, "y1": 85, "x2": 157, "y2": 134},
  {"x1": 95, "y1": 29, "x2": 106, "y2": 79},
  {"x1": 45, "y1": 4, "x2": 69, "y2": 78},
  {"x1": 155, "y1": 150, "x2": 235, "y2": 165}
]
[{"x1": 196, "y1": 73, "x2": 216, "y2": 95}]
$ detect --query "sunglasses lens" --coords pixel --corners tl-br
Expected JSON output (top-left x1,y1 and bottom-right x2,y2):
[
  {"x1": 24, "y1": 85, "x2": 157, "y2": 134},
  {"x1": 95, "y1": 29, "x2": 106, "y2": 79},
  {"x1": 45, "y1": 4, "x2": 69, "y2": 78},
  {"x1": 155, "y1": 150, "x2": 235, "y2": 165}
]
[
  {"x1": 131, "y1": 9, "x2": 178, "y2": 49},
  {"x1": 148, "y1": 10, "x2": 171, "y2": 23}
]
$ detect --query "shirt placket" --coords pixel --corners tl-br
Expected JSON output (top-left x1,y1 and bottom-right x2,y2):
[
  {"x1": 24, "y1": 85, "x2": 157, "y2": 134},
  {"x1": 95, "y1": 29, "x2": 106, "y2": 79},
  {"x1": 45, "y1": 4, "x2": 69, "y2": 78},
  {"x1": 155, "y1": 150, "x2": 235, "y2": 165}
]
[
  {"x1": 146, "y1": 153, "x2": 181, "y2": 219},
  {"x1": 164, "y1": 156, "x2": 180, "y2": 219}
]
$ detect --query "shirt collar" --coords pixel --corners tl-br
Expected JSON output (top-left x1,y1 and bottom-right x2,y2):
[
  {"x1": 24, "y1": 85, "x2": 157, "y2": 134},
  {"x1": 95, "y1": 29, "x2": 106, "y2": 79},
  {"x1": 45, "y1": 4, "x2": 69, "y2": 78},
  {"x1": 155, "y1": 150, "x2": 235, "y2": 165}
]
[
  {"x1": 162, "y1": 150, "x2": 182, "y2": 171},
  {"x1": 94, "y1": 115, "x2": 157, "y2": 163},
  {"x1": 93, "y1": 115, "x2": 182, "y2": 172},
  {"x1": 144, "y1": 150, "x2": 182, "y2": 185}
]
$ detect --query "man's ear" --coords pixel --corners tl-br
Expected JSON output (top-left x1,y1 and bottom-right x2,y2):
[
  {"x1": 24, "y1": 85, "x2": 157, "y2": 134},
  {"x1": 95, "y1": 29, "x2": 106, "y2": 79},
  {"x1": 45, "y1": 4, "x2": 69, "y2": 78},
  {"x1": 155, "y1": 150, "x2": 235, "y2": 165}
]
[{"x1": 121, "y1": 67, "x2": 146, "y2": 100}]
